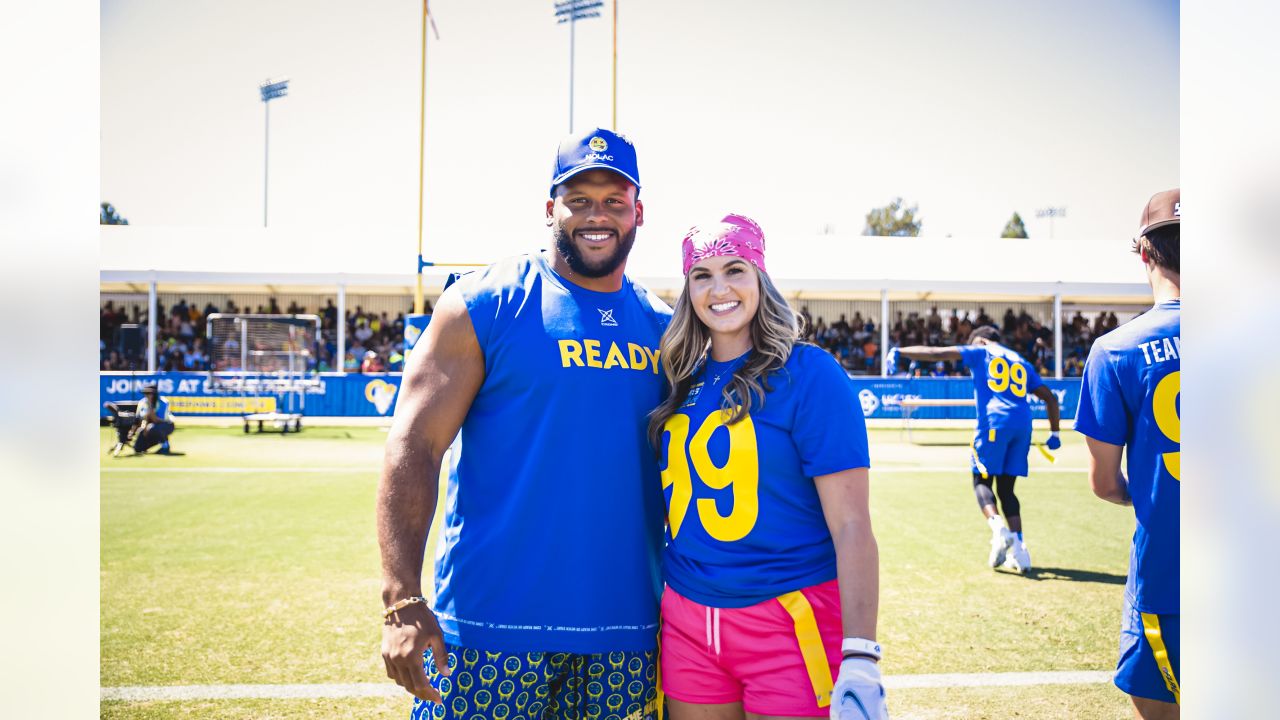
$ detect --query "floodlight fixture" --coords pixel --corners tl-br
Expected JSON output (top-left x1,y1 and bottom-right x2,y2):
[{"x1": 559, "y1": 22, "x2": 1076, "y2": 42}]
[
  {"x1": 259, "y1": 77, "x2": 290, "y2": 227},
  {"x1": 260, "y1": 78, "x2": 290, "y2": 102}
]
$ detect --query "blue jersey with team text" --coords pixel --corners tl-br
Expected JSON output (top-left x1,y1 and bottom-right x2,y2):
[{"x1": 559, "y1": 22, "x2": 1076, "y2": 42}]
[
  {"x1": 660, "y1": 344, "x2": 871, "y2": 608},
  {"x1": 431, "y1": 254, "x2": 672, "y2": 652},
  {"x1": 1075, "y1": 300, "x2": 1180, "y2": 614},
  {"x1": 958, "y1": 344, "x2": 1044, "y2": 431}
]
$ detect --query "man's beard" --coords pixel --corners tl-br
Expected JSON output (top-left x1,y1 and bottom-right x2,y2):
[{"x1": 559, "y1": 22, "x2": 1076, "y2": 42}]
[{"x1": 552, "y1": 222, "x2": 637, "y2": 279}]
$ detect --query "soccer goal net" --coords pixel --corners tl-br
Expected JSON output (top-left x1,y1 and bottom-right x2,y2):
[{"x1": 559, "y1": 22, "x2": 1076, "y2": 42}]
[{"x1": 206, "y1": 314, "x2": 322, "y2": 430}]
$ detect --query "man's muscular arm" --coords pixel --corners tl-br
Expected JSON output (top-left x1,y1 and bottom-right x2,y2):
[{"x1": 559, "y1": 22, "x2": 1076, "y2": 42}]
[{"x1": 377, "y1": 288, "x2": 485, "y2": 703}]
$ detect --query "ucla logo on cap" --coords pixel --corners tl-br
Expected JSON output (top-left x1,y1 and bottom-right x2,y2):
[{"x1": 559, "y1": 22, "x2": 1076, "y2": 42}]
[{"x1": 589, "y1": 136, "x2": 608, "y2": 152}]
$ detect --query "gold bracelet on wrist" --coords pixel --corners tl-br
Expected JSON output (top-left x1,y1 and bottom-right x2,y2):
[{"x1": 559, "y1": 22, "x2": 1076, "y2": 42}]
[{"x1": 383, "y1": 596, "x2": 427, "y2": 619}]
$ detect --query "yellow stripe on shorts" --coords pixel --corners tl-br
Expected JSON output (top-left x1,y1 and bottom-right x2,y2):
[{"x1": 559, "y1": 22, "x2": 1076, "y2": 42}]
[
  {"x1": 988, "y1": 428, "x2": 997, "y2": 442},
  {"x1": 777, "y1": 590, "x2": 834, "y2": 708},
  {"x1": 970, "y1": 438, "x2": 990, "y2": 479},
  {"x1": 655, "y1": 624, "x2": 664, "y2": 720},
  {"x1": 1140, "y1": 612, "x2": 1180, "y2": 705}
]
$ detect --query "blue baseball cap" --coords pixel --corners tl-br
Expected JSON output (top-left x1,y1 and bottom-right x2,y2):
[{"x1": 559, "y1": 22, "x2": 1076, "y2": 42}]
[{"x1": 550, "y1": 128, "x2": 640, "y2": 197}]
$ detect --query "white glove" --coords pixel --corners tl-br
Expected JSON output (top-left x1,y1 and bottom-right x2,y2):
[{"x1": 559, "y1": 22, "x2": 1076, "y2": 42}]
[{"x1": 830, "y1": 656, "x2": 888, "y2": 720}]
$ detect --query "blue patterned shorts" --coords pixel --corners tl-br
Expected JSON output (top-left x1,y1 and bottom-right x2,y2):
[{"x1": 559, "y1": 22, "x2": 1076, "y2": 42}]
[{"x1": 410, "y1": 645, "x2": 659, "y2": 720}]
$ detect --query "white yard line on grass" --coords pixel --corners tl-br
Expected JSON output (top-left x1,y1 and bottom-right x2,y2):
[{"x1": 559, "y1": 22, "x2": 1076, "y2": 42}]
[
  {"x1": 102, "y1": 466, "x2": 1087, "y2": 474},
  {"x1": 101, "y1": 671, "x2": 1113, "y2": 701},
  {"x1": 100, "y1": 467, "x2": 374, "y2": 473},
  {"x1": 101, "y1": 683, "x2": 400, "y2": 701},
  {"x1": 876, "y1": 466, "x2": 1086, "y2": 473},
  {"x1": 885, "y1": 670, "x2": 1113, "y2": 689}
]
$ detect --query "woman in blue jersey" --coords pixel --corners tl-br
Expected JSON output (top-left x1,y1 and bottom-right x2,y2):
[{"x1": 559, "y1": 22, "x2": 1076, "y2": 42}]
[{"x1": 648, "y1": 214, "x2": 887, "y2": 720}]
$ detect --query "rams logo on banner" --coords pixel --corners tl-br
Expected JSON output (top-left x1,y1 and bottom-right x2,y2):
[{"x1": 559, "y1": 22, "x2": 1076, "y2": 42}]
[
  {"x1": 365, "y1": 379, "x2": 398, "y2": 415},
  {"x1": 405, "y1": 323, "x2": 423, "y2": 347},
  {"x1": 858, "y1": 388, "x2": 880, "y2": 417}
]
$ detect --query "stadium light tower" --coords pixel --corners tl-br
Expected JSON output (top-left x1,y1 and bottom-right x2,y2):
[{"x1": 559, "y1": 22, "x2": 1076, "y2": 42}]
[
  {"x1": 1036, "y1": 206, "x2": 1067, "y2": 239},
  {"x1": 259, "y1": 78, "x2": 290, "y2": 227},
  {"x1": 555, "y1": 0, "x2": 603, "y2": 133}
]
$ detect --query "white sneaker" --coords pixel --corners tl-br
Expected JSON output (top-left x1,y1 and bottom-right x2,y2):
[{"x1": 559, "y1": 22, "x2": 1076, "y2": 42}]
[
  {"x1": 988, "y1": 528, "x2": 1013, "y2": 568},
  {"x1": 1005, "y1": 542, "x2": 1032, "y2": 574}
]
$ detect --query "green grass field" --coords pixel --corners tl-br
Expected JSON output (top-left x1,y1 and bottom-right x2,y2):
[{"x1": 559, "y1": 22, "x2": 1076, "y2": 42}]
[{"x1": 101, "y1": 425, "x2": 1139, "y2": 719}]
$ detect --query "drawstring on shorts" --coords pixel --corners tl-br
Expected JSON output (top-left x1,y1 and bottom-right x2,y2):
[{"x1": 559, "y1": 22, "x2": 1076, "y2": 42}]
[{"x1": 704, "y1": 606, "x2": 721, "y2": 656}]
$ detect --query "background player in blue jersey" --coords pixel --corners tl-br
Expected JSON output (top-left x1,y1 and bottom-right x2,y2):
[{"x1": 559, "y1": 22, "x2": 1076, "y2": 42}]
[
  {"x1": 649, "y1": 214, "x2": 886, "y2": 720},
  {"x1": 377, "y1": 128, "x2": 672, "y2": 720},
  {"x1": 1076, "y1": 189, "x2": 1180, "y2": 719},
  {"x1": 888, "y1": 327, "x2": 1061, "y2": 574}
]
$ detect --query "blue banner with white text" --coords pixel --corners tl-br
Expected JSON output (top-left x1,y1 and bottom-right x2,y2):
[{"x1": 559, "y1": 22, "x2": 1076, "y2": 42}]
[
  {"x1": 101, "y1": 372, "x2": 1078, "y2": 420},
  {"x1": 848, "y1": 377, "x2": 1080, "y2": 420},
  {"x1": 100, "y1": 372, "x2": 404, "y2": 418}
]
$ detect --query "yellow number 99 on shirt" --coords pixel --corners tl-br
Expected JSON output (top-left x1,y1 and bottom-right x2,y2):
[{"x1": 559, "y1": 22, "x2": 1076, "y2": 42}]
[
  {"x1": 661, "y1": 408, "x2": 760, "y2": 542},
  {"x1": 1152, "y1": 371, "x2": 1180, "y2": 481},
  {"x1": 987, "y1": 357, "x2": 1027, "y2": 397}
]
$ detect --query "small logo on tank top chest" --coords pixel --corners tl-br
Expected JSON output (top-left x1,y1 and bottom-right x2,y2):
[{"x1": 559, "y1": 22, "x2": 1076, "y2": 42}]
[{"x1": 598, "y1": 308, "x2": 618, "y2": 327}]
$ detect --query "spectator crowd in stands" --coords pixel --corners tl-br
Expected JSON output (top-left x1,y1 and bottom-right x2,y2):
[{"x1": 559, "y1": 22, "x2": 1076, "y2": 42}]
[
  {"x1": 1062, "y1": 310, "x2": 1121, "y2": 376},
  {"x1": 101, "y1": 297, "x2": 430, "y2": 373},
  {"x1": 797, "y1": 305, "x2": 1119, "y2": 377},
  {"x1": 100, "y1": 298, "x2": 216, "y2": 372},
  {"x1": 103, "y1": 296, "x2": 1117, "y2": 378},
  {"x1": 314, "y1": 298, "x2": 432, "y2": 373},
  {"x1": 800, "y1": 308, "x2": 881, "y2": 374}
]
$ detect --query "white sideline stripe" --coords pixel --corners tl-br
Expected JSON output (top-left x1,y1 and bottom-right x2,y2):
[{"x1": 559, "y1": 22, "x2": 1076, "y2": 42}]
[
  {"x1": 101, "y1": 683, "x2": 401, "y2": 701},
  {"x1": 884, "y1": 670, "x2": 1113, "y2": 689},
  {"x1": 876, "y1": 466, "x2": 1086, "y2": 474},
  {"x1": 101, "y1": 671, "x2": 1113, "y2": 701},
  {"x1": 101, "y1": 466, "x2": 1087, "y2": 475},
  {"x1": 101, "y1": 467, "x2": 374, "y2": 473}
]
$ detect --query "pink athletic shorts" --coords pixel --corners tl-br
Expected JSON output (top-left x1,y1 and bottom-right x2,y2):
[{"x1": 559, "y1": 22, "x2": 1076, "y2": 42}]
[{"x1": 660, "y1": 580, "x2": 843, "y2": 716}]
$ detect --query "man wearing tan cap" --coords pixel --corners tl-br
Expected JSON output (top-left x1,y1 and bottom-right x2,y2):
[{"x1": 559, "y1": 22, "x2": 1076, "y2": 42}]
[{"x1": 1075, "y1": 189, "x2": 1181, "y2": 718}]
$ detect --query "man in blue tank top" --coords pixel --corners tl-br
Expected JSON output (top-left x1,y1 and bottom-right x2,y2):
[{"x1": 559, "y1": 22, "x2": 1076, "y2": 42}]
[
  {"x1": 377, "y1": 128, "x2": 672, "y2": 720},
  {"x1": 1075, "y1": 189, "x2": 1180, "y2": 719},
  {"x1": 888, "y1": 327, "x2": 1061, "y2": 574}
]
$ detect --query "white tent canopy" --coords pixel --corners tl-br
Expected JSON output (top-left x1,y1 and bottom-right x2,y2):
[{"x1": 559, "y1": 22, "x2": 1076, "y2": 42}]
[
  {"x1": 101, "y1": 225, "x2": 1150, "y2": 302},
  {"x1": 101, "y1": 226, "x2": 1153, "y2": 377}
]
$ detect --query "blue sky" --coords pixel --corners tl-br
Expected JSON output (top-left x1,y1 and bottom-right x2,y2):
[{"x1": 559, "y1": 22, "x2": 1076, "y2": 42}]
[{"x1": 101, "y1": 0, "x2": 1179, "y2": 270}]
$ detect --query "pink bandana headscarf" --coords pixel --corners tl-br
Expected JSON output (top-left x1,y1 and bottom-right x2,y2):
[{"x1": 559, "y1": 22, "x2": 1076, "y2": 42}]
[{"x1": 681, "y1": 213, "x2": 768, "y2": 276}]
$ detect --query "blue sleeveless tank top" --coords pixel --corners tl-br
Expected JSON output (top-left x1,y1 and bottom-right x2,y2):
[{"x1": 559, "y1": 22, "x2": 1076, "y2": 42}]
[{"x1": 432, "y1": 253, "x2": 672, "y2": 652}]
